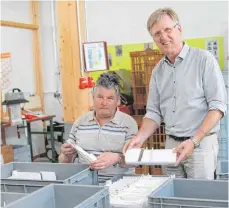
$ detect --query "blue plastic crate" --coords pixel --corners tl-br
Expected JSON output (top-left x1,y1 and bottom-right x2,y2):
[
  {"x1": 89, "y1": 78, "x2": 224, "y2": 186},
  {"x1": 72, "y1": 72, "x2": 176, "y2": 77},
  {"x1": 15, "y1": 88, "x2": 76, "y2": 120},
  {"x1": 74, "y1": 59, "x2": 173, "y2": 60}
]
[
  {"x1": 12, "y1": 145, "x2": 31, "y2": 162},
  {"x1": 4, "y1": 184, "x2": 110, "y2": 208},
  {"x1": 1, "y1": 192, "x2": 27, "y2": 207},
  {"x1": 148, "y1": 178, "x2": 228, "y2": 208},
  {"x1": 218, "y1": 113, "x2": 228, "y2": 160},
  {"x1": 217, "y1": 160, "x2": 228, "y2": 180},
  {"x1": 1, "y1": 162, "x2": 98, "y2": 192}
]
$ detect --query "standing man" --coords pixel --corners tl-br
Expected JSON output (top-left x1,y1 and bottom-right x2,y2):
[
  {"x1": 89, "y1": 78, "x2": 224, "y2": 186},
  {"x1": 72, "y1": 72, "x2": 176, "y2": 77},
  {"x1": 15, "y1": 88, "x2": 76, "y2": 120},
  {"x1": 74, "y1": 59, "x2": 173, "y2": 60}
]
[
  {"x1": 59, "y1": 72, "x2": 138, "y2": 176},
  {"x1": 123, "y1": 8, "x2": 227, "y2": 179}
]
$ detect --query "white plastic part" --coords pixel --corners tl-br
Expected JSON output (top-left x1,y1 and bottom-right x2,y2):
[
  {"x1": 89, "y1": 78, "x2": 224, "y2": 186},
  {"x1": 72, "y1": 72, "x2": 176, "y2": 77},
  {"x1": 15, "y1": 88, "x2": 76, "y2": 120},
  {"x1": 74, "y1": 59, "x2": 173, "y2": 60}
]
[
  {"x1": 109, "y1": 175, "x2": 169, "y2": 207},
  {"x1": 66, "y1": 139, "x2": 97, "y2": 163},
  {"x1": 125, "y1": 148, "x2": 176, "y2": 165}
]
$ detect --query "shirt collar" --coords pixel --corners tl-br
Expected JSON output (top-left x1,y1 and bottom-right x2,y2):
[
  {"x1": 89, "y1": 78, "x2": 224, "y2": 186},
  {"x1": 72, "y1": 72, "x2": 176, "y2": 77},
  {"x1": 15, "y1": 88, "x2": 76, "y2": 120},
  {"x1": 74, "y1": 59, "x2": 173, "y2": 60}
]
[
  {"x1": 110, "y1": 109, "x2": 122, "y2": 124},
  {"x1": 178, "y1": 43, "x2": 189, "y2": 59},
  {"x1": 88, "y1": 111, "x2": 95, "y2": 122},
  {"x1": 163, "y1": 42, "x2": 190, "y2": 63}
]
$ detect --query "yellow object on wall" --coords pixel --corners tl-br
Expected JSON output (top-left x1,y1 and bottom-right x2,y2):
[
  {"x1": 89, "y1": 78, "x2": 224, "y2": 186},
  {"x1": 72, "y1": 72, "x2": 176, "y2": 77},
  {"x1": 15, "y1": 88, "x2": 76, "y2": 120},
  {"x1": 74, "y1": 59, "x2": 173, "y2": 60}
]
[
  {"x1": 185, "y1": 37, "x2": 224, "y2": 69},
  {"x1": 90, "y1": 36, "x2": 224, "y2": 83}
]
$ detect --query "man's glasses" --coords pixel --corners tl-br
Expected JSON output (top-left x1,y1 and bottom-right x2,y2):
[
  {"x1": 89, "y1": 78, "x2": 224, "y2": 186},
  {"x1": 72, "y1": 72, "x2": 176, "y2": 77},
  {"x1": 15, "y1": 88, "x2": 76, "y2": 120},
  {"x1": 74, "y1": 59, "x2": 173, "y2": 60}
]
[{"x1": 152, "y1": 23, "x2": 178, "y2": 39}]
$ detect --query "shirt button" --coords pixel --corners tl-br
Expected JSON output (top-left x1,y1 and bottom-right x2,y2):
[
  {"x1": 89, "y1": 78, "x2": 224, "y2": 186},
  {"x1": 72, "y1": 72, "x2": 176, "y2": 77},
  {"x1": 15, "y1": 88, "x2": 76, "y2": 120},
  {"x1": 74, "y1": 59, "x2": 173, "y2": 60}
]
[
  {"x1": 174, "y1": 81, "x2": 176, "y2": 83},
  {"x1": 174, "y1": 96, "x2": 176, "y2": 98},
  {"x1": 173, "y1": 66, "x2": 175, "y2": 68},
  {"x1": 173, "y1": 111, "x2": 175, "y2": 113}
]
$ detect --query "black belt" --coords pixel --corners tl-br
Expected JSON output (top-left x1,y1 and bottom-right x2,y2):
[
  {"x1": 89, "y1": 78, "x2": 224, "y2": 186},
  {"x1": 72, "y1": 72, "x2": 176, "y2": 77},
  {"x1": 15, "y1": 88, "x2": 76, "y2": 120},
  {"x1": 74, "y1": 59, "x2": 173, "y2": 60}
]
[
  {"x1": 168, "y1": 135, "x2": 191, "y2": 141},
  {"x1": 169, "y1": 132, "x2": 216, "y2": 141}
]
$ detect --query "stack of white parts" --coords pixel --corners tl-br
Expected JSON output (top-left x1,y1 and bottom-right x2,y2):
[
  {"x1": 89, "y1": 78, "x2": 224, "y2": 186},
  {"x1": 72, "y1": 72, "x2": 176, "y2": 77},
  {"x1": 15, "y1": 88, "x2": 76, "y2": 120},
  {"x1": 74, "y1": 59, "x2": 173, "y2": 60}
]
[
  {"x1": 66, "y1": 139, "x2": 97, "y2": 163},
  {"x1": 125, "y1": 148, "x2": 176, "y2": 166},
  {"x1": 8, "y1": 170, "x2": 57, "y2": 180},
  {"x1": 108, "y1": 175, "x2": 170, "y2": 208}
]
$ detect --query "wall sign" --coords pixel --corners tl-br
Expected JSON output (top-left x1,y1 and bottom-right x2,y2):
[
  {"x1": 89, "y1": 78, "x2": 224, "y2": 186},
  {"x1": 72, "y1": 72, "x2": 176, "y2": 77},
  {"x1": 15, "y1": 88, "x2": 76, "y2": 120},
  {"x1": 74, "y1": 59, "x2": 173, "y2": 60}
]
[{"x1": 83, "y1": 41, "x2": 109, "y2": 72}]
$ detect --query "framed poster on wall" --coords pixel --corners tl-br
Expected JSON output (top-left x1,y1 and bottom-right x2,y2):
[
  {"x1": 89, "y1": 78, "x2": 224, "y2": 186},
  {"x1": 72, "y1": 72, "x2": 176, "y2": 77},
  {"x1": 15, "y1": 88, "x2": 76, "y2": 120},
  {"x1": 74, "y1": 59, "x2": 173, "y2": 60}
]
[{"x1": 83, "y1": 41, "x2": 109, "y2": 72}]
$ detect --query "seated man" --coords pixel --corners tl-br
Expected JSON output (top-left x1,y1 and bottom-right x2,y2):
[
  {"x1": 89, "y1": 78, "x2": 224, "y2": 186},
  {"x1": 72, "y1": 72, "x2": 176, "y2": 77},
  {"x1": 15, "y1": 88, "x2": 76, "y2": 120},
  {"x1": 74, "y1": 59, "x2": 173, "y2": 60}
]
[{"x1": 59, "y1": 72, "x2": 138, "y2": 176}]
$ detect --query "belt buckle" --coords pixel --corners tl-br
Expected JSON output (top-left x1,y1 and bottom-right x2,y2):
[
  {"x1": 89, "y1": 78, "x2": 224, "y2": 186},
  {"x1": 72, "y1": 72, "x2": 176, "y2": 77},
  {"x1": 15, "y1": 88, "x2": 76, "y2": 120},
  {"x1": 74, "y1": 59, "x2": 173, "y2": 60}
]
[{"x1": 174, "y1": 136, "x2": 179, "y2": 140}]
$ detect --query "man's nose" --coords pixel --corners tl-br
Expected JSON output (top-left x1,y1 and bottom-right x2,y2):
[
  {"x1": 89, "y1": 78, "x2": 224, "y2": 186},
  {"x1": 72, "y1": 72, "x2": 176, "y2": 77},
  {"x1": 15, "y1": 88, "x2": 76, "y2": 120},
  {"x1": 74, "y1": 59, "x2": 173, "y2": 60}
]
[
  {"x1": 160, "y1": 31, "x2": 167, "y2": 40},
  {"x1": 101, "y1": 98, "x2": 108, "y2": 105}
]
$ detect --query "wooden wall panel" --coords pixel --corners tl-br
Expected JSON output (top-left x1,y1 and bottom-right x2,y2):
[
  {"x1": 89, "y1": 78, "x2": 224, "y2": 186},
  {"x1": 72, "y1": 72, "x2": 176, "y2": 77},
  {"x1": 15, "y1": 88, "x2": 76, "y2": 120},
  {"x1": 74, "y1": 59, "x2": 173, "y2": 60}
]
[
  {"x1": 56, "y1": 1, "x2": 89, "y2": 122},
  {"x1": 31, "y1": 1, "x2": 44, "y2": 113},
  {"x1": 77, "y1": 0, "x2": 87, "y2": 43},
  {"x1": 0, "y1": 20, "x2": 38, "y2": 30}
]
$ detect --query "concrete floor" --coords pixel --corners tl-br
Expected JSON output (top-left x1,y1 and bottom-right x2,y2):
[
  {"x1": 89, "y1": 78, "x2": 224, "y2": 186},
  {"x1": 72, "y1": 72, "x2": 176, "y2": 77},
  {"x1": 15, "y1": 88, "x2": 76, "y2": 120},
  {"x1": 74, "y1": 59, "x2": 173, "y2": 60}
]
[{"x1": 33, "y1": 157, "x2": 51, "y2": 163}]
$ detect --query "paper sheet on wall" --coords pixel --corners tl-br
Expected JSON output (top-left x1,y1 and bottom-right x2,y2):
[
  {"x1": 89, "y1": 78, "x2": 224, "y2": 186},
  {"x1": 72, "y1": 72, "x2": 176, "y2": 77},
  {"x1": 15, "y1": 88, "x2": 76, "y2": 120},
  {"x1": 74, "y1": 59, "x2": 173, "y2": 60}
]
[{"x1": 0, "y1": 52, "x2": 12, "y2": 91}]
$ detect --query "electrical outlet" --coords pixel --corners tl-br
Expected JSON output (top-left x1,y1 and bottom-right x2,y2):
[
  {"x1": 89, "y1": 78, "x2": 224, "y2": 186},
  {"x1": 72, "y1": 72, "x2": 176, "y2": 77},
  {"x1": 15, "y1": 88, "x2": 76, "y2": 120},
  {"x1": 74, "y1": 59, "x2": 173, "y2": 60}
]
[{"x1": 54, "y1": 92, "x2": 61, "y2": 98}]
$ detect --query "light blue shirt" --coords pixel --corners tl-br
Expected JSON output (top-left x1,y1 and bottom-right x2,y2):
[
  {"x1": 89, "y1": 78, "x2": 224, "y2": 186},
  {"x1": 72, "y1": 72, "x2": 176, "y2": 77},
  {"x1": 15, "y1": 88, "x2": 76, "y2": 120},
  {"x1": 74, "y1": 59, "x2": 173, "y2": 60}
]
[{"x1": 145, "y1": 43, "x2": 227, "y2": 136}]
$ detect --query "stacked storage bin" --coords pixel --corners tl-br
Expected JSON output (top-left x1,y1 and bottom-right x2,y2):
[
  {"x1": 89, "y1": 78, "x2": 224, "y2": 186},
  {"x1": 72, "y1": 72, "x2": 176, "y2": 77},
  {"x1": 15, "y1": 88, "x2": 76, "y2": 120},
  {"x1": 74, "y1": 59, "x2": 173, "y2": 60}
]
[
  {"x1": 218, "y1": 108, "x2": 228, "y2": 161},
  {"x1": 148, "y1": 123, "x2": 166, "y2": 175},
  {"x1": 132, "y1": 116, "x2": 166, "y2": 175},
  {"x1": 130, "y1": 50, "x2": 164, "y2": 113},
  {"x1": 4, "y1": 184, "x2": 109, "y2": 208},
  {"x1": 131, "y1": 50, "x2": 165, "y2": 175},
  {"x1": 217, "y1": 74, "x2": 228, "y2": 177},
  {"x1": 1, "y1": 162, "x2": 111, "y2": 207},
  {"x1": 1, "y1": 192, "x2": 27, "y2": 207},
  {"x1": 216, "y1": 160, "x2": 228, "y2": 180},
  {"x1": 12, "y1": 145, "x2": 31, "y2": 162},
  {"x1": 1, "y1": 162, "x2": 98, "y2": 190},
  {"x1": 216, "y1": 70, "x2": 228, "y2": 180},
  {"x1": 132, "y1": 115, "x2": 149, "y2": 174},
  {"x1": 148, "y1": 178, "x2": 228, "y2": 208}
]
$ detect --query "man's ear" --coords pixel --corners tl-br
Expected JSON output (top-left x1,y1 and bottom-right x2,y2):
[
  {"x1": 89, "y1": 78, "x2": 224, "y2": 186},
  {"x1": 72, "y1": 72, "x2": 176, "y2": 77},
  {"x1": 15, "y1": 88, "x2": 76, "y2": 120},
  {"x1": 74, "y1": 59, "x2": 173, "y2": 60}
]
[{"x1": 177, "y1": 24, "x2": 182, "y2": 33}]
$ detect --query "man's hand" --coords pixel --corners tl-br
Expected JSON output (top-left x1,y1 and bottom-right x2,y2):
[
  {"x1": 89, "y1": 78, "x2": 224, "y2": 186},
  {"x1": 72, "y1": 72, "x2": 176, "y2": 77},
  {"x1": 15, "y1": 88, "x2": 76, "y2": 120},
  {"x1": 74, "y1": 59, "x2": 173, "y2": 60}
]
[
  {"x1": 173, "y1": 139, "x2": 195, "y2": 166},
  {"x1": 89, "y1": 152, "x2": 120, "y2": 170},
  {"x1": 122, "y1": 136, "x2": 144, "y2": 155},
  {"x1": 60, "y1": 143, "x2": 76, "y2": 157},
  {"x1": 59, "y1": 143, "x2": 76, "y2": 163}
]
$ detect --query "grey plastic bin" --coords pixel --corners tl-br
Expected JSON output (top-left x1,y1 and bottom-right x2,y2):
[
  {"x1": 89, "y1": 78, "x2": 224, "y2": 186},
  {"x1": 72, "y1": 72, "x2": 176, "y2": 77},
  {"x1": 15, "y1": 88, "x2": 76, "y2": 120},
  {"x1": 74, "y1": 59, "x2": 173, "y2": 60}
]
[
  {"x1": 1, "y1": 162, "x2": 98, "y2": 192},
  {"x1": 1, "y1": 192, "x2": 27, "y2": 207},
  {"x1": 148, "y1": 178, "x2": 228, "y2": 208},
  {"x1": 1, "y1": 182, "x2": 45, "y2": 194},
  {"x1": 4, "y1": 184, "x2": 110, "y2": 208},
  {"x1": 217, "y1": 160, "x2": 228, "y2": 180},
  {"x1": 12, "y1": 145, "x2": 31, "y2": 162}
]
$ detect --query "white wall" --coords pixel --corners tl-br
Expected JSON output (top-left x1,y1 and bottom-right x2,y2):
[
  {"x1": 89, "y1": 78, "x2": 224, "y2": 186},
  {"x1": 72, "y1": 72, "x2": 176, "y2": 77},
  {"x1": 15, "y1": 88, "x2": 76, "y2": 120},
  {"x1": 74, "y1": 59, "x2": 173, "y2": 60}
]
[
  {"x1": 1, "y1": 1, "x2": 35, "y2": 93},
  {"x1": 39, "y1": 1, "x2": 63, "y2": 122},
  {"x1": 85, "y1": 1, "x2": 228, "y2": 69},
  {"x1": 1, "y1": 1, "x2": 63, "y2": 156}
]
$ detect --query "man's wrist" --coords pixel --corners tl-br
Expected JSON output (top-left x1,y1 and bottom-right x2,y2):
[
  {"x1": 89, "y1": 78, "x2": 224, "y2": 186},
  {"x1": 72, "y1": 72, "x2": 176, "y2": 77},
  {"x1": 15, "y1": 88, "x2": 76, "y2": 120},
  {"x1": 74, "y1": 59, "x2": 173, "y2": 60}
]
[
  {"x1": 136, "y1": 132, "x2": 147, "y2": 143},
  {"x1": 113, "y1": 153, "x2": 122, "y2": 167},
  {"x1": 59, "y1": 153, "x2": 75, "y2": 163},
  {"x1": 190, "y1": 137, "x2": 200, "y2": 149}
]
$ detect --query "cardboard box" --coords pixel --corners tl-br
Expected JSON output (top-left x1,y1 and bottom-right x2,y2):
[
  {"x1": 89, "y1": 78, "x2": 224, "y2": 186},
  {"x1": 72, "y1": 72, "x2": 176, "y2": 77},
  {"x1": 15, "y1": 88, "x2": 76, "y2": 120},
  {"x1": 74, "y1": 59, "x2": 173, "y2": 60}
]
[{"x1": 1, "y1": 145, "x2": 13, "y2": 164}]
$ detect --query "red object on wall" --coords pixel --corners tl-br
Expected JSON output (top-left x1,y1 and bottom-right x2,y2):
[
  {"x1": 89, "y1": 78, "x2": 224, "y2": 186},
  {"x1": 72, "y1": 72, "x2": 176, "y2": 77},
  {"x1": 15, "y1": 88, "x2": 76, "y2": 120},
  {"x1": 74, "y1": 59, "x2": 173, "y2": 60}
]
[
  {"x1": 79, "y1": 77, "x2": 88, "y2": 89},
  {"x1": 87, "y1": 77, "x2": 95, "y2": 88}
]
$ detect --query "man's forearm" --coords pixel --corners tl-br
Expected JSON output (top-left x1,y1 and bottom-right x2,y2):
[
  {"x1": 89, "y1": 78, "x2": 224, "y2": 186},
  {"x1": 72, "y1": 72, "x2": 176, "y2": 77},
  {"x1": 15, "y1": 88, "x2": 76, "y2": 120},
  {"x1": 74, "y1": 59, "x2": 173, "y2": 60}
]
[
  {"x1": 194, "y1": 110, "x2": 223, "y2": 142},
  {"x1": 137, "y1": 118, "x2": 159, "y2": 142},
  {"x1": 58, "y1": 153, "x2": 75, "y2": 163}
]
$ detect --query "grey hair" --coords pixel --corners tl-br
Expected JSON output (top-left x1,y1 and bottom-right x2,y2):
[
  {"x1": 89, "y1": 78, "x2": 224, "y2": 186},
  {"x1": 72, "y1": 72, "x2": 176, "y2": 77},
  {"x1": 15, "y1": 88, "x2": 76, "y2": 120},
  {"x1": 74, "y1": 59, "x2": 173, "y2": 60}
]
[
  {"x1": 147, "y1": 8, "x2": 180, "y2": 36},
  {"x1": 93, "y1": 72, "x2": 121, "y2": 97}
]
